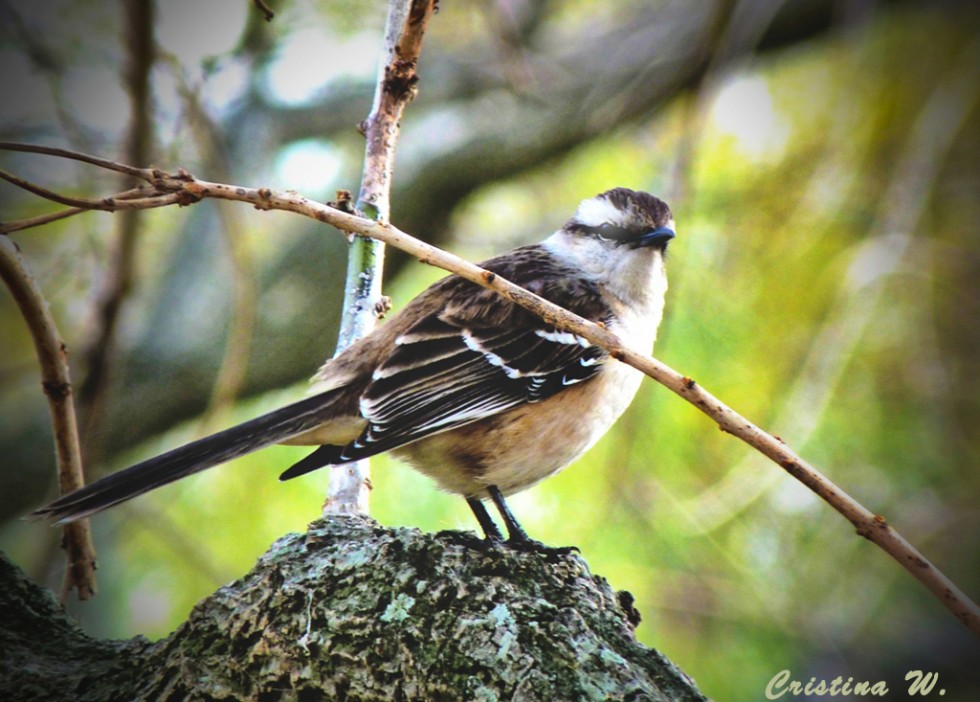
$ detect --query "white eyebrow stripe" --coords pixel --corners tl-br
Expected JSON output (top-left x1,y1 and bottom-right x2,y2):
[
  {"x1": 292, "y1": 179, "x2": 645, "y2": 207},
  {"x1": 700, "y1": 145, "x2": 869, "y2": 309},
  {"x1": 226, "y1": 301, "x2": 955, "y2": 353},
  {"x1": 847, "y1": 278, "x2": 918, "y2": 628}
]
[{"x1": 573, "y1": 196, "x2": 623, "y2": 228}]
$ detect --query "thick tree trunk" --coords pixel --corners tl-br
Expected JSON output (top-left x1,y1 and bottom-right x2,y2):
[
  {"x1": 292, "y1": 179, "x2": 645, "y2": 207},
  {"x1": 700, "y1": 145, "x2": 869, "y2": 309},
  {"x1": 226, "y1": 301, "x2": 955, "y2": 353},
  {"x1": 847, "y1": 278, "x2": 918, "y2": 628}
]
[{"x1": 2, "y1": 517, "x2": 707, "y2": 701}]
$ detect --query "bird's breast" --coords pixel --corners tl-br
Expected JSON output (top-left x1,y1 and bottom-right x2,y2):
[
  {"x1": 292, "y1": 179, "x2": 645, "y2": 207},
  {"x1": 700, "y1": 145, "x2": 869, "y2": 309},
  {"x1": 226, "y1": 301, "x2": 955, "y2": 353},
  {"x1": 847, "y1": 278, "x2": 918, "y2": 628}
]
[
  {"x1": 393, "y1": 356, "x2": 644, "y2": 498},
  {"x1": 393, "y1": 278, "x2": 665, "y2": 498}
]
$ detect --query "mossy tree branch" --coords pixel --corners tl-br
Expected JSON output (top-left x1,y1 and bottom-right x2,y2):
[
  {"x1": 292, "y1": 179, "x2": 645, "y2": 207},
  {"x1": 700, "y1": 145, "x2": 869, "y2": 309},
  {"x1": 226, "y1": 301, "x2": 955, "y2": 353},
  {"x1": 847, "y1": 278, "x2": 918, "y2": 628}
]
[{"x1": 0, "y1": 519, "x2": 708, "y2": 701}]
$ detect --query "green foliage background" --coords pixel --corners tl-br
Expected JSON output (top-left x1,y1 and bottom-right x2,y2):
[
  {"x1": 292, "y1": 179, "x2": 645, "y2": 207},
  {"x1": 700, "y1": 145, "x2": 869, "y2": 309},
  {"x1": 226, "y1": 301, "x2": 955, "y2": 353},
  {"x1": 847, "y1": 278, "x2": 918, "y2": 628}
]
[{"x1": 1, "y1": 1, "x2": 978, "y2": 699}]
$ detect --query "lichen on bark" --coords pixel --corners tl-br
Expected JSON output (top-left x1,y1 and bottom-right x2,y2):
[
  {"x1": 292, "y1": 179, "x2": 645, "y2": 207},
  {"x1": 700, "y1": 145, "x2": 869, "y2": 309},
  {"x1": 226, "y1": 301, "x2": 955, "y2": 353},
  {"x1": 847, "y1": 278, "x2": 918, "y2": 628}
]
[{"x1": 1, "y1": 517, "x2": 707, "y2": 701}]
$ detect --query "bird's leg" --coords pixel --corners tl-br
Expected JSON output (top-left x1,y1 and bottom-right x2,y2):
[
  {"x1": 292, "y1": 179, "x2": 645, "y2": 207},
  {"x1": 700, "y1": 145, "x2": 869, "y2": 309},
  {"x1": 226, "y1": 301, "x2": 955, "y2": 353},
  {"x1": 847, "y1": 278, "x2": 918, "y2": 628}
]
[
  {"x1": 466, "y1": 496, "x2": 505, "y2": 542},
  {"x1": 487, "y1": 485, "x2": 579, "y2": 556},
  {"x1": 486, "y1": 485, "x2": 531, "y2": 543}
]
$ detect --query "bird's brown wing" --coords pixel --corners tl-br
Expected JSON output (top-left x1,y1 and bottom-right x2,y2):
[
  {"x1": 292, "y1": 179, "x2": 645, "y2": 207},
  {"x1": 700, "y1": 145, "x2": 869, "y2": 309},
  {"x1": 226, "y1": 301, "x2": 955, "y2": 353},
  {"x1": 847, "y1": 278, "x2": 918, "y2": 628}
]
[{"x1": 280, "y1": 245, "x2": 612, "y2": 479}]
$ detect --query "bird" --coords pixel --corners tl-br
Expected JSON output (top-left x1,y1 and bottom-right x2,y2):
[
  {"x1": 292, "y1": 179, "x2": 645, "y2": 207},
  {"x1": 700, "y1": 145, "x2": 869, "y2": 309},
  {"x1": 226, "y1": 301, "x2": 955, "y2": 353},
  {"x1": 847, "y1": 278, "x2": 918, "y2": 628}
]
[{"x1": 30, "y1": 187, "x2": 675, "y2": 549}]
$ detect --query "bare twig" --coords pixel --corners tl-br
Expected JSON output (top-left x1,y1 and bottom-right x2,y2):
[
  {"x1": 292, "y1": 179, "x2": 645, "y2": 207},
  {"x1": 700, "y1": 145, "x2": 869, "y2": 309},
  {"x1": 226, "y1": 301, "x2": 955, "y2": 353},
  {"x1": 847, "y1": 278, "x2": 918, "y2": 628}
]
[
  {"x1": 253, "y1": 0, "x2": 275, "y2": 22},
  {"x1": 0, "y1": 141, "x2": 150, "y2": 178},
  {"x1": 0, "y1": 236, "x2": 97, "y2": 600},
  {"x1": 326, "y1": 0, "x2": 439, "y2": 516},
  {"x1": 3, "y1": 145, "x2": 978, "y2": 635},
  {"x1": 0, "y1": 167, "x2": 125, "y2": 210},
  {"x1": 0, "y1": 207, "x2": 85, "y2": 234},
  {"x1": 0, "y1": 186, "x2": 161, "y2": 234},
  {"x1": 0, "y1": 168, "x2": 180, "y2": 211}
]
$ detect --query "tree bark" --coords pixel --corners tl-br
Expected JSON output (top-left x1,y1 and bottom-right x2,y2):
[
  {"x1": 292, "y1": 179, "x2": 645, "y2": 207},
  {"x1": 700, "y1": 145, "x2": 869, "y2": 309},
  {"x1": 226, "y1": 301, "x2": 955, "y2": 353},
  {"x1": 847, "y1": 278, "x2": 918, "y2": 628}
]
[{"x1": 1, "y1": 518, "x2": 707, "y2": 701}]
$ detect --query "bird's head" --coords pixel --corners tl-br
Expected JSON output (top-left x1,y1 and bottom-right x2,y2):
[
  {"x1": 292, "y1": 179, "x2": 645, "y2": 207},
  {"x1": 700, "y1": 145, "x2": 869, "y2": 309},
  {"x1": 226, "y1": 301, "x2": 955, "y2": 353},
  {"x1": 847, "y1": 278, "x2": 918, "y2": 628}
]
[{"x1": 544, "y1": 188, "x2": 675, "y2": 304}]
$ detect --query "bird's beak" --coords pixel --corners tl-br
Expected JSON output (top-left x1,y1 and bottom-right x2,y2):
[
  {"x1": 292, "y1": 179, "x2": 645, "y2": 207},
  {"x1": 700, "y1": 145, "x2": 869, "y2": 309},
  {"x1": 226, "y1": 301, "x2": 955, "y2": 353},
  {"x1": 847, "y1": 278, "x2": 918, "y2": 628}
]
[{"x1": 631, "y1": 226, "x2": 675, "y2": 249}]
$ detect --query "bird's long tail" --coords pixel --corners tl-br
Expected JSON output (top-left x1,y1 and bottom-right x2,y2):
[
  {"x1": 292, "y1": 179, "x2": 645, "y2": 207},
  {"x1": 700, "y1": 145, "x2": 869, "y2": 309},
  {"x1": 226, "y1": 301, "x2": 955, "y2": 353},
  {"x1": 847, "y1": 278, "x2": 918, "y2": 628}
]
[{"x1": 29, "y1": 389, "x2": 343, "y2": 525}]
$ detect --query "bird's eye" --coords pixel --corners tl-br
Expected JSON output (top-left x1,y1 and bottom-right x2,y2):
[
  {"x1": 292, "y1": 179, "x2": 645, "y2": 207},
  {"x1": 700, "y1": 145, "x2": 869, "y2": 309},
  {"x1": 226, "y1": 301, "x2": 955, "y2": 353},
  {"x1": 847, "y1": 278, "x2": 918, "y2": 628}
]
[{"x1": 594, "y1": 223, "x2": 632, "y2": 241}]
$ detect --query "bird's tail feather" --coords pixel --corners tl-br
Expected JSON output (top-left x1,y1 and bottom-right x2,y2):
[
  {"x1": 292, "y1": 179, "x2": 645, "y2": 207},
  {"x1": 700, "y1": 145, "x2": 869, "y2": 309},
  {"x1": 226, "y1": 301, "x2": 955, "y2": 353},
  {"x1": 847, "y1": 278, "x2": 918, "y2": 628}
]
[{"x1": 29, "y1": 389, "x2": 342, "y2": 525}]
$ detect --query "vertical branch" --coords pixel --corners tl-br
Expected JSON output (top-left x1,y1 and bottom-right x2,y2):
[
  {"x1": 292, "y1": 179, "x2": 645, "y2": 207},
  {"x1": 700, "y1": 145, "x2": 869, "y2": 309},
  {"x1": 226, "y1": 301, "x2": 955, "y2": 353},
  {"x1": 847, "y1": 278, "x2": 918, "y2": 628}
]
[
  {"x1": 324, "y1": 0, "x2": 438, "y2": 516},
  {"x1": 76, "y1": 0, "x2": 155, "y2": 465},
  {"x1": 0, "y1": 237, "x2": 97, "y2": 600}
]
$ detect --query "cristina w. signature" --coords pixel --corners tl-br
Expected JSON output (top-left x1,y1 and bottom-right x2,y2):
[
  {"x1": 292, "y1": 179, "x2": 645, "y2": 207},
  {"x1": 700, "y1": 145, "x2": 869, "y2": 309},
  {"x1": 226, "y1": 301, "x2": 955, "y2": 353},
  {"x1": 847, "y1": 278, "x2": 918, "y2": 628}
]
[{"x1": 765, "y1": 669, "x2": 945, "y2": 698}]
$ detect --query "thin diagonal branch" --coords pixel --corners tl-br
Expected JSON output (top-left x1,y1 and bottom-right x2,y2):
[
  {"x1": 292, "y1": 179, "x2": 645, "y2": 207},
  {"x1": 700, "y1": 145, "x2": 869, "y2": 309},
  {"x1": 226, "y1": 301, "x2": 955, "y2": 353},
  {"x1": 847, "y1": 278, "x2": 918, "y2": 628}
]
[
  {"x1": 0, "y1": 168, "x2": 180, "y2": 211},
  {"x1": 1, "y1": 206, "x2": 86, "y2": 234},
  {"x1": 0, "y1": 236, "x2": 96, "y2": 601},
  {"x1": 0, "y1": 167, "x2": 125, "y2": 210},
  {"x1": 3, "y1": 144, "x2": 978, "y2": 636},
  {"x1": 0, "y1": 141, "x2": 151, "y2": 178},
  {"x1": 0, "y1": 186, "x2": 162, "y2": 234}
]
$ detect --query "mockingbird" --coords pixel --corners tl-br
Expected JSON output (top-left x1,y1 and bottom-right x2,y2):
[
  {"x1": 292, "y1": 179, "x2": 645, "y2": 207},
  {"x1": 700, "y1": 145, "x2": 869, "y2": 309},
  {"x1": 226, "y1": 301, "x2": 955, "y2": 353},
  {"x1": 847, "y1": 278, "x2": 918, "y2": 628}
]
[{"x1": 31, "y1": 187, "x2": 675, "y2": 549}]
